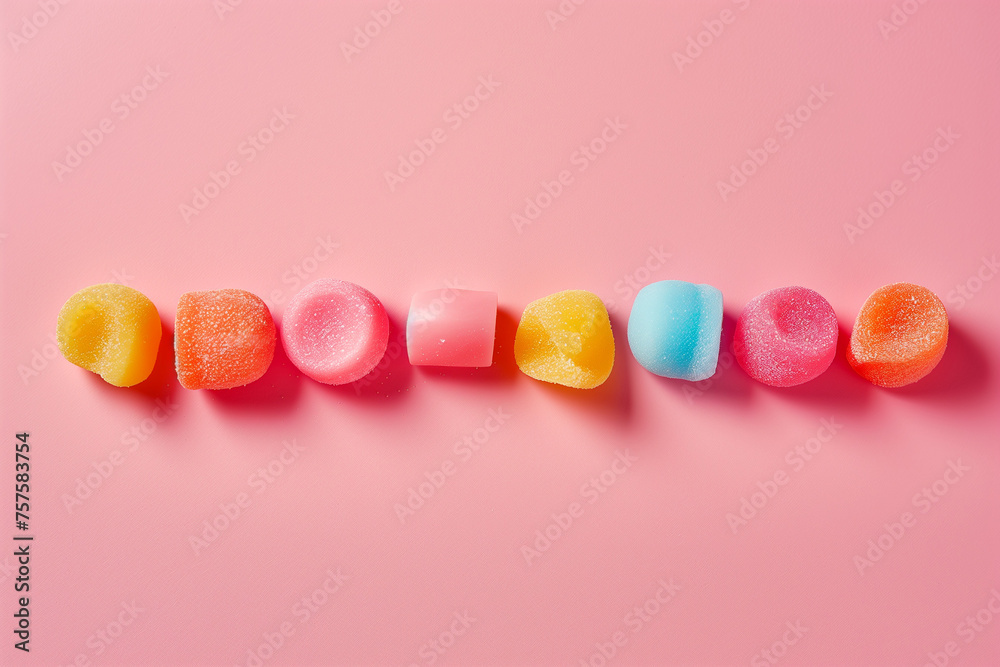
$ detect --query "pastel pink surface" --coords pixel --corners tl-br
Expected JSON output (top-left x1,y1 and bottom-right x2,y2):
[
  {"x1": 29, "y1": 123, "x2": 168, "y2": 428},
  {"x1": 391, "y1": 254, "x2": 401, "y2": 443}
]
[
  {"x1": 2, "y1": 2, "x2": 1000, "y2": 667},
  {"x1": 407, "y1": 288, "x2": 497, "y2": 367},
  {"x1": 281, "y1": 279, "x2": 389, "y2": 385},
  {"x1": 734, "y1": 286, "x2": 839, "y2": 387}
]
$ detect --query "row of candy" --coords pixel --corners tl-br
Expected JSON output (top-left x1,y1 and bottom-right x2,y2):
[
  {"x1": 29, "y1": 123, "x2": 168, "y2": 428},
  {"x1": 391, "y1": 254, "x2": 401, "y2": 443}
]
[{"x1": 56, "y1": 279, "x2": 948, "y2": 391}]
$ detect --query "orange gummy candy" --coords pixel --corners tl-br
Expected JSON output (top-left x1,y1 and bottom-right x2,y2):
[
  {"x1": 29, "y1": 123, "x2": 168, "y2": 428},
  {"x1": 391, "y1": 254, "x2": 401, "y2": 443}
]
[
  {"x1": 175, "y1": 289, "x2": 276, "y2": 390},
  {"x1": 847, "y1": 282, "x2": 948, "y2": 388}
]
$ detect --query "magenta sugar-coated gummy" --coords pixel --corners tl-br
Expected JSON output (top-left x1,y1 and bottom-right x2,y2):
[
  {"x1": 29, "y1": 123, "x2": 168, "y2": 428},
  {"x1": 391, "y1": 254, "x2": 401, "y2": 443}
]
[
  {"x1": 280, "y1": 279, "x2": 389, "y2": 385},
  {"x1": 734, "y1": 286, "x2": 838, "y2": 387}
]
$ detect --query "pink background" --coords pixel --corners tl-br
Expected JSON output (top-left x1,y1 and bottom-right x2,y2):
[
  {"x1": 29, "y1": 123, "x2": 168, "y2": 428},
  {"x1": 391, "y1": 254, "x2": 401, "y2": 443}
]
[{"x1": 2, "y1": 1, "x2": 1000, "y2": 665}]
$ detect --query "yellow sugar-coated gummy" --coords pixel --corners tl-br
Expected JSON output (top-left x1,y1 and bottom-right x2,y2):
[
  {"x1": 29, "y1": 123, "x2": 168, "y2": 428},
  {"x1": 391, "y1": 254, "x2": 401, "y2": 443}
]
[
  {"x1": 57, "y1": 284, "x2": 162, "y2": 387},
  {"x1": 514, "y1": 290, "x2": 615, "y2": 389}
]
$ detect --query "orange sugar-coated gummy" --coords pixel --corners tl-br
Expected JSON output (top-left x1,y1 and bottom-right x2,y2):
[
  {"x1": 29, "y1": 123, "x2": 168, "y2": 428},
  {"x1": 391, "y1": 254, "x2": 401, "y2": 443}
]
[
  {"x1": 847, "y1": 282, "x2": 948, "y2": 388},
  {"x1": 174, "y1": 289, "x2": 276, "y2": 390},
  {"x1": 57, "y1": 283, "x2": 162, "y2": 387}
]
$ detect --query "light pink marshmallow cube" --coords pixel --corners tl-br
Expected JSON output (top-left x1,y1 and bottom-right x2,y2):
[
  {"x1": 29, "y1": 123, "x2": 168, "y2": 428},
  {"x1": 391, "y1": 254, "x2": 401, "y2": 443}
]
[{"x1": 406, "y1": 289, "x2": 497, "y2": 367}]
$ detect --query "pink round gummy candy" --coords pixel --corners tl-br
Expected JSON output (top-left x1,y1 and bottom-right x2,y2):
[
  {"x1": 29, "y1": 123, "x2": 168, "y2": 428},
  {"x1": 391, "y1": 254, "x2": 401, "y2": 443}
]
[
  {"x1": 280, "y1": 279, "x2": 389, "y2": 385},
  {"x1": 734, "y1": 286, "x2": 838, "y2": 387}
]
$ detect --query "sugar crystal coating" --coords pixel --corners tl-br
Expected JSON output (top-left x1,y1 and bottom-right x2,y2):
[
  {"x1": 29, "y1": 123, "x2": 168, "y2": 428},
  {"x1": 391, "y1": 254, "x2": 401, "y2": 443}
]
[
  {"x1": 281, "y1": 279, "x2": 389, "y2": 385},
  {"x1": 627, "y1": 280, "x2": 723, "y2": 381},
  {"x1": 175, "y1": 289, "x2": 276, "y2": 390},
  {"x1": 57, "y1": 283, "x2": 162, "y2": 387},
  {"x1": 848, "y1": 282, "x2": 948, "y2": 388},
  {"x1": 514, "y1": 290, "x2": 614, "y2": 389},
  {"x1": 734, "y1": 286, "x2": 838, "y2": 387}
]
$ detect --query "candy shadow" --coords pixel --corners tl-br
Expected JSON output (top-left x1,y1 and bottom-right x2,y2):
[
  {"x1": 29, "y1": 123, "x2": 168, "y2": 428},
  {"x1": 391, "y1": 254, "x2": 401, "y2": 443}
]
[
  {"x1": 535, "y1": 311, "x2": 632, "y2": 423},
  {"x1": 85, "y1": 315, "x2": 180, "y2": 408},
  {"x1": 414, "y1": 306, "x2": 520, "y2": 385},
  {"x1": 319, "y1": 312, "x2": 413, "y2": 403},
  {"x1": 758, "y1": 321, "x2": 875, "y2": 412},
  {"x1": 206, "y1": 335, "x2": 304, "y2": 412},
  {"x1": 891, "y1": 322, "x2": 990, "y2": 401}
]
